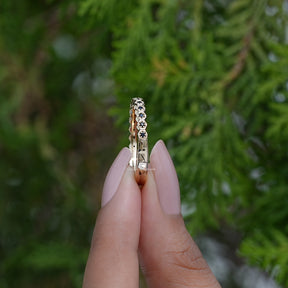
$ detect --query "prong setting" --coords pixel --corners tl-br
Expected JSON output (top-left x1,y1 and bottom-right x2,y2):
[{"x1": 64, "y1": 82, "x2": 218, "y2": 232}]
[{"x1": 129, "y1": 97, "x2": 149, "y2": 184}]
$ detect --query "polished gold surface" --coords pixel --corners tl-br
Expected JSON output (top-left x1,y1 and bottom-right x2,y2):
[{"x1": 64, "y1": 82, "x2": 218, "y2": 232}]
[{"x1": 129, "y1": 98, "x2": 148, "y2": 185}]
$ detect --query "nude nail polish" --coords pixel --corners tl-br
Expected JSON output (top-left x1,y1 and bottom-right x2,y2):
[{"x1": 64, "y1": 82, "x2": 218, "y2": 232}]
[
  {"x1": 101, "y1": 148, "x2": 131, "y2": 207},
  {"x1": 150, "y1": 140, "x2": 181, "y2": 214}
]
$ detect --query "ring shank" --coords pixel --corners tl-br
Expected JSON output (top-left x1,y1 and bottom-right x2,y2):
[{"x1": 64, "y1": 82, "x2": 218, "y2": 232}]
[{"x1": 129, "y1": 98, "x2": 148, "y2": 185}]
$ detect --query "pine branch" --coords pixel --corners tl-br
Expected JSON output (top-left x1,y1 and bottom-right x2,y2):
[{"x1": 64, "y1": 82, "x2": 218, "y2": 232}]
[
  {"x1": 222, "y1": 27, "x2": 254, "y2": 87},
  {"x1": 241, "y1": 231, "x2": 288, "y2": 287}
]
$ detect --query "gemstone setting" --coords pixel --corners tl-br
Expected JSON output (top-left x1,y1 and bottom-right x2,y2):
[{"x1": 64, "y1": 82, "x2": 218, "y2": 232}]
[
  {"x1": 129, "y1": 97, "x2": 148, "y2": 180},
  {"x1": 137, "y1": 121, "x2": 147, "y2": 130},
  {"x1": 138, "y1": 130, "x2": 147, "y2": 140}
]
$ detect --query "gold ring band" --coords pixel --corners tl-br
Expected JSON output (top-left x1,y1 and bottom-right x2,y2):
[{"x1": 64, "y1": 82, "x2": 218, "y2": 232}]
[{"x1": 129, "y1": 97, "x2": 148, "y2": 185}]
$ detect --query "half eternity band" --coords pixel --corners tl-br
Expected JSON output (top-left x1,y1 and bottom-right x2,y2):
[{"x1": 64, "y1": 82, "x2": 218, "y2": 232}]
[{"x1": 129, "y1": 97, "x2": 148, "y2": 185}]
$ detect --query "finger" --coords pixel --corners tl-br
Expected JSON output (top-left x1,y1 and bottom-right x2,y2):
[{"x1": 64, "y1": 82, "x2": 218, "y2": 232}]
[
  {"x1": 139, "y1": 140, "x2": 221, "y2": 288},
  {"x1": 83, "y1": 148, "x2": 141, "y2": 288}
]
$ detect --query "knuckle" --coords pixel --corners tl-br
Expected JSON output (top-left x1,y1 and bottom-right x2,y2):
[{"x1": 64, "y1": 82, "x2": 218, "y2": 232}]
[{"x1": 165, "y1": 227, "x2": 209, "y2": 273}]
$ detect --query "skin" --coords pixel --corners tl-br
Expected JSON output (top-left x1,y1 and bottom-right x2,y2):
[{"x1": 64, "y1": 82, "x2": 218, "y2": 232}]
[{"x1": 83, "y1": 140, "x2": 221, "y2": 288}]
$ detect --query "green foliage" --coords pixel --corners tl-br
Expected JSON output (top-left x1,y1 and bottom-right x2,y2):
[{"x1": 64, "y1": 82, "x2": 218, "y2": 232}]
[
  {"x1": 1, "y1": 0, "x2": 288, "y2": 286},
  {"x1": 0, "y1": 0, "x2": 116, "y2": 287},
  {"x1": 2, "y1": 243, "x2": 88, "y2": 287},
  {"x1": 80, "y1": 0, "x2": 288, "y2": 286},
  {"x1": 241, "y1": 230, "x2": 288, "y2": 287}
]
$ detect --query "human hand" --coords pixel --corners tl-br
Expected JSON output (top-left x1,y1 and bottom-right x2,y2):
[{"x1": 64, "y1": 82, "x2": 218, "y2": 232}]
[{"x1": 83, "y1": 140, "x2": 221, "y2": 288}]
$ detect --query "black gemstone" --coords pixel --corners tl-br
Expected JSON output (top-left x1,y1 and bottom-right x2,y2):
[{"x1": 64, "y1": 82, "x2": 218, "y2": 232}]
[
  {"x1": 138, "y1": 106, "x2": 144, "y2": 110},
  {"x1": 140, "y1": 132, "x2": 146, "y2": 138}
]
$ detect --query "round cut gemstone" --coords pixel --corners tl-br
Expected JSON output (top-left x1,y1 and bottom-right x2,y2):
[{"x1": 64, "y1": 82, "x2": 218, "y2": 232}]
[
  {"x1": 138, "y1": 130, "x2": 147, "y2": 140},
  {"x1": 139, "y1": 121, "x2": 146, "y2": 128}
]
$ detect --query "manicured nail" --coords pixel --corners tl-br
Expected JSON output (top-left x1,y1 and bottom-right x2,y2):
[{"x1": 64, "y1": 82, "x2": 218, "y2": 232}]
[
  {"x1": 102, "y1": 148, "x2": 131, "y2": 207},
  {"x1": 150, "y1": 140, "x2": 181, "y2": 214}
]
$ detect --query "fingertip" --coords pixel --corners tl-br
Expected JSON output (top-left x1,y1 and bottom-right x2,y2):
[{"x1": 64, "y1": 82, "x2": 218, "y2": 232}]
[
  {"x1": 102, "y1": 165, "x2": 141, "y2": 223},
  {"x1": 150, "y1": 139, "x2": 181, "y2": 215},
  {"x1": 101, "y1": 147, "x2": 131, "y2": 207},
  {"x1": 150, "y1": 139, "x2": 165, "y2": 158},
  {"x1": 84, "y1": 161, "x2": 141, "y2": 288},
  {"x1": 141, "y1": 170, "x2": 162, "y2": 215}
]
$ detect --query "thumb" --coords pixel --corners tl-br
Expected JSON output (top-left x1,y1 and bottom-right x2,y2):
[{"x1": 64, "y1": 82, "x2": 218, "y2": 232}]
[
  {"x1": 139, "y1": 140, "x2": 221, "y2": 288},
  {"x1": 83, "y1": 148, "x2": 141, "y2": 288}
]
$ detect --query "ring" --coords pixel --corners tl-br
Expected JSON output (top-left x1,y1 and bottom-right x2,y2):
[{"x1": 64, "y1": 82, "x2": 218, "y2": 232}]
[{"x1": 129, "y1": 97, "x2": 148, "y2": 185}]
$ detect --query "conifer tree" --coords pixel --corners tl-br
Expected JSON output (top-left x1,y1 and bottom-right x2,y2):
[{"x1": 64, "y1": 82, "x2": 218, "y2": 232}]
[
  {"x1": 81, "y1": 0, "x2": 288, "y2": 286},
  {"x1": 0, "y1": 1, "x2": 114, "y2": 287},
  {"x1": 1, "y1": 0, "x2": 288, "y2": 287}
]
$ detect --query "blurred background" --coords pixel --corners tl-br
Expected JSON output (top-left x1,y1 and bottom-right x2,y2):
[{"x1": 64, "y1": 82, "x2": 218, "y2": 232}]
[{"x1": 1, "y1": 0, "x2": 288, "y2": 287}]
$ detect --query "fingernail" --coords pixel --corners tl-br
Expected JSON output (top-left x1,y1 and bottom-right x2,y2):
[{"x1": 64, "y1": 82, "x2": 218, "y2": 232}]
[
  {"x1": 102, "y1": 148, "x2": 131, "y2": 207},
  {"x1": 150, "y1": 140, "x2": 181, "y2": 214}
]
